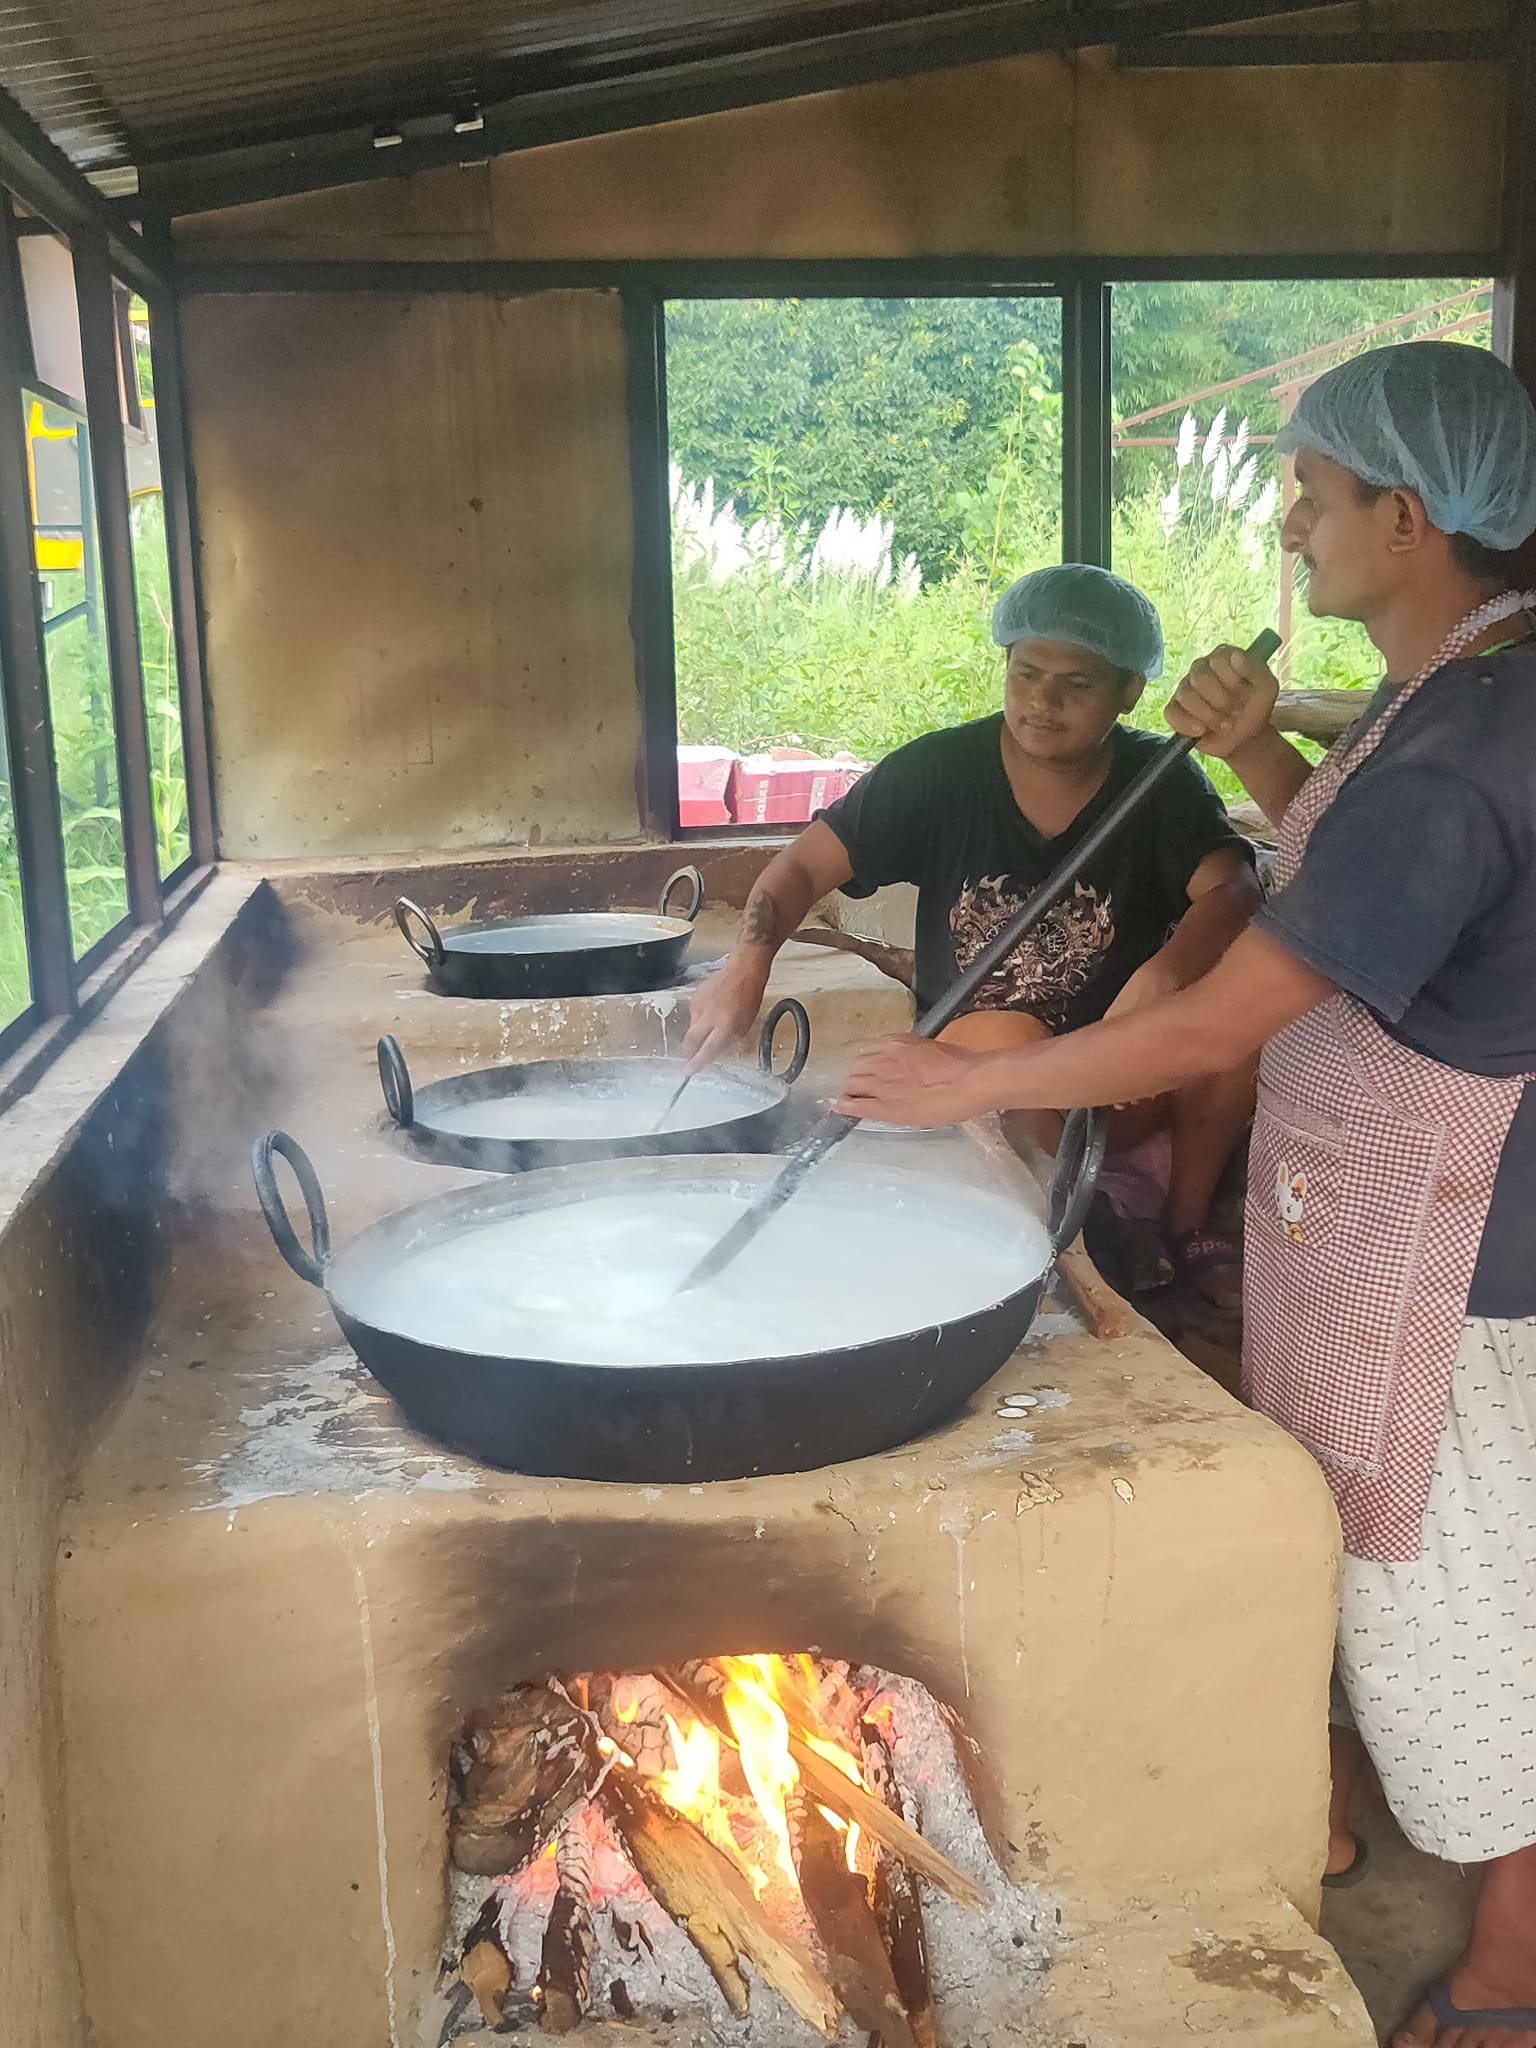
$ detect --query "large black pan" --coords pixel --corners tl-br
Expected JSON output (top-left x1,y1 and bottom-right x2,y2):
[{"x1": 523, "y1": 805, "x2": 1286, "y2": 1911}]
[
  {"x1": 375, "y1": 997, "x2": 811, "y2": 1173},
  {"x1": 250, "y1": 1113, "x2": 1103, "y2": 1484},
  {"x1": 394, "y1": 865, "x2": 705, "y2": 1000}
]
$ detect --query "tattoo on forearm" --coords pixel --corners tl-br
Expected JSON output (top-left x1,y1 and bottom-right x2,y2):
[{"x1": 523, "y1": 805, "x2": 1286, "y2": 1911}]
[{"x1": 740, "y1": 890, "x2": 778, "y2": 946}]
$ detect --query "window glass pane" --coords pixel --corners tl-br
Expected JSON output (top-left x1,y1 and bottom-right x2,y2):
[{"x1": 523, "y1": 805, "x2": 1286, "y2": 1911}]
[
  {"x1": 122, "y1": 294, "x2": 189, "y2": 875},
  {"x1": 665, "y1": 296, "x2": 1063, "y2": 821},
  {"x1": 0, "y1": 704, "x2": 28, "y2": 1029},
  {"x1": 1110, "y1": 278, "x2": 1493, "y2": 796},
  {"x1": 16, "y1": 217, "x2": 87, "y2": 409},
  {"x1": 26, "y1": 389, "x2": 129, "y2": 956}
]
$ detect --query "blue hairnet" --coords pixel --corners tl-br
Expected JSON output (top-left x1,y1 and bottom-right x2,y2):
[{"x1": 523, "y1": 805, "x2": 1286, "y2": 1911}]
[
  {"x1": 1275, "y1": 340, "x2": 1536, "y2": 551},
  {"x1": 991, "y1": 563, "x2": 1164, "y2": 680}
]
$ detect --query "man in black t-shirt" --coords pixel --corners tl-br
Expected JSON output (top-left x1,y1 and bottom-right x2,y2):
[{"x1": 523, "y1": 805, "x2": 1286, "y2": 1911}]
[{"x1": 684, "y1": 563, "x2": 1262, "y2": 1304}]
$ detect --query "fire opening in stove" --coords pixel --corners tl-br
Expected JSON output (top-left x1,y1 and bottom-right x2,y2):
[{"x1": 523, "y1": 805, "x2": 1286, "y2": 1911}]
[{"x1": 440, "y1": 1655, "x2": 1027, "y2": 2044}]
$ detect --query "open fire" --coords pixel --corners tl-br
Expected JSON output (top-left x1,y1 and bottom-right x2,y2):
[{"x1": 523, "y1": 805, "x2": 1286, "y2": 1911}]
[{"x1": 445, "y1": 1656, "x2": 988, "y2": 2042}]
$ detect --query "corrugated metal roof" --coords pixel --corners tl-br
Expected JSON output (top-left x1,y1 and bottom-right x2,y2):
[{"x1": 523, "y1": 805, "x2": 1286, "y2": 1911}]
[
  {"x1": 1, "y1": 0, "x2": 1028, "y2": 167},
  {"x1": 0, "y1": 0, "x2": 1500, "y2": 203}
]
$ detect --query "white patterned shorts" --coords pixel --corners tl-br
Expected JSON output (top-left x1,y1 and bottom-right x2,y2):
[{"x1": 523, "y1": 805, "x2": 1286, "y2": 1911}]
[{"x1": 1333, "y1": 1315, "x2": 1536, "y2": 1862}]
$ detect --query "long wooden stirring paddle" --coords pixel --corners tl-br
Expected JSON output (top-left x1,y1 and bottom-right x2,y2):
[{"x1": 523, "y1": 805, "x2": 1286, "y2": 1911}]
[
  {"x1": 651, "y1": 1070, "x2": 694, "y2": 1133},
  {"x1": 676, "y1": 628, "x2": 1281, "y2": 1295}
]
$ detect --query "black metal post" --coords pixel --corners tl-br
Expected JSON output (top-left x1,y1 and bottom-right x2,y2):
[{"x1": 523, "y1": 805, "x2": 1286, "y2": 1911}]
[
  {"x1": 622, "y1": 287, "x2": 680, "y2": 840},
  {"x1": 146, "y1": 271, "x2": 216, "y2": 869},
  {"x1": 1061, "y1": 274, "x2": 1111, "y2": 566},
  {"x1": 1493, "y1": 0, "x2": 1536, "y2": 407},
  {"x1": 174, "y1": 254, "x2": 1500, "y2": 298},
  {"x1": 74, "y1": 231, "x2": 160, "y2": 923},
  {"x1": 0, "y1": 196, "x2": 73, "y2": 1013}
]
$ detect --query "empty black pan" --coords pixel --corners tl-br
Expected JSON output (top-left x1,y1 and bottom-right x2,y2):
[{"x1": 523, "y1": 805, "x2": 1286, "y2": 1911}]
[
  {"x1": 250, "y1": 1111, "x2": 1103, "y2": 1482},
  {"x1": 394, "y1": 865, "x2": 705, "y2": 1000},
  {"x1": 376, "y1": 997, "x2": 811, "y2": 1172}
]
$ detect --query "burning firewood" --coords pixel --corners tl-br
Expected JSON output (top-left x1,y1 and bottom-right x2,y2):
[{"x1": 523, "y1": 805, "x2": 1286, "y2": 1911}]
[
  {"x1": 451, "y1": 1658, "x2": 977, "y2": 2039},
  {"x1": 590, "y1": 1671, "x2": 686, "y2": 1775},
  {"x1": 787, "y1": 1788, "x2": 919, "y2": 2048},
  {"x1": 666, "y1": 1660, "x2": 984, "y2": 1910},
  {"x1": 451, "y1": 1683, "x2": 603, "y2": 1877},
  {"x1": 458, "y1": 1897, "x2": 515, "y2": 2029},
  {"x1": 537, "y1": 1811, "x2": 598, "y2": 2033},
  {"x1": 789, "y1": 1739, "x2": 983, "y2": 1910},
  {"x1": 598, "y1": 1765, "x2": 840, "y2": 2041},
  {"x1": 860, "y1": 1718, "x2": 937, "y2": 2048}
]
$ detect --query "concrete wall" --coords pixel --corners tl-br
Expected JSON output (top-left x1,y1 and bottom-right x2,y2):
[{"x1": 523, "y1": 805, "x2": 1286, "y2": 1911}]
[
  {"x1": 176, "y1": 43, "x2": 1503, "y2": 863},
  {"x1": 182, "y1": 290, "x2": 637, "y2": 862},
  {"x1": 0, "y1": 879, "x2": 289, "y2": 2048},
  {"x1": 179, "y1": 48, "x2": 1502, "y2": 266}
]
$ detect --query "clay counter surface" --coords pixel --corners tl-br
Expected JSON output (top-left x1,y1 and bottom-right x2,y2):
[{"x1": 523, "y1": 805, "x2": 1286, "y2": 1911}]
[{"x1": 53, "y1": 898, "x2": 1367, "y2": 2047}]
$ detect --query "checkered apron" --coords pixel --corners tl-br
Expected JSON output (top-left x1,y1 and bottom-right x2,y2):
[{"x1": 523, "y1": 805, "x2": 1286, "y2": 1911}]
[{"x1": 1242, "y1": 594, "x2": 1536, "y2": 1564}]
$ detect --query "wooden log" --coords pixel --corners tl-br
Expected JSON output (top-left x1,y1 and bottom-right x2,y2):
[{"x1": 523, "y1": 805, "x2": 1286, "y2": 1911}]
[
  {"x1": 664, "y1": 1662, "x2": 984, "y2": 1910},
  {"x1": 537, "y1": 1811, "x2": 597, "y2": 2034},
  {"x1": 450, "y1": 1684, "x2": 603, "y2": 1878},
  {"x1": 788, "y1": 1789, "x2": 918, "y2": 2048},
  {"x1": 1271, "y1": 688, "x2": 1363, "y2": 746},
  {"x1": 791, "y1": 924, "x2": 916, "y2": 988},
  {"x1": 1226, "y1": 798, "x2": 1279, "y2": 847},
  {"x1": 788, "y1": 1734, "x2": 985, "y2": 1910},
  {"x1": 590, "y1": 1672, "x2": 677, "y2": 1775},
  {"x1": 599, "y1": 1767, "x2": 840, "y2": 2040},
  {"x1": 460, "y1": 1940, "x2": 511, "y2": 2027},
  {"x1": 861, "y1": 1726, "x2": 937, "y2": 2048},
  {"x1": 1053, "y1": 1237, "x2": 1138, "y2": 1342}
]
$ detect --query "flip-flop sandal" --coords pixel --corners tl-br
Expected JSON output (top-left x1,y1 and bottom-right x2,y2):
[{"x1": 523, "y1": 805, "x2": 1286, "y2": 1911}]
[
  {"x1": 1423, "y1": 1975, "x2": 1536, "y2": 2036},
  {"x1": 1169, "y1": 1229, "x2": 1244, "y2": 1313},
  {"x1": 1321, "y1": 1833, "x2": 1369, "y2": 1889}
]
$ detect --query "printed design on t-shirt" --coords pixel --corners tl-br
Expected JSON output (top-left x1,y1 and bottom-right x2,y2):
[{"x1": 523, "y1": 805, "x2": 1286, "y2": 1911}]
[
  {"x1": 1275, "y1": 1161, "x2": 1307, "y2": 1243},
  {"x1": 949, "y1": 874, "x2": 1115, "y2": 1027}
]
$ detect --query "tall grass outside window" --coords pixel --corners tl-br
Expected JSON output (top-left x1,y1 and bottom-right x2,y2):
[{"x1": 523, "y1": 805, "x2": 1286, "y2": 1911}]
[
  {"x1": 666, "y1": 296, "x2": 1064, "y2": 770},
  {"x1": 664, "y1": 280, "x2": 1492, "y2": 809},
  {"x1": 26, "y1": 390, "x2": 130, "y2": 956},
  {"x1": 123, "y1": 294, "x2": 188, "y2": 876},
  {"x1": 0, "y1": 703, "x2": 27, "y2": 1029}
]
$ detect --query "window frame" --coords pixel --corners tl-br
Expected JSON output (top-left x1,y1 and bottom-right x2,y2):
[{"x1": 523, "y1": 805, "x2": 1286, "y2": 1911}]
[
  {"x1": 632, "y1": 253, "x2": 1492, "y2": 842},
  {"x1": 0, "y1": 177, "x2": 214, "y2": 1094}
]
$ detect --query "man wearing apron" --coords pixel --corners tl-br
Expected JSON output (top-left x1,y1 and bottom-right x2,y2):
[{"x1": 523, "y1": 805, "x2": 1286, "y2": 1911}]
[{"x1": 836, "y1": 340, "x2": 1536, "y2": 2048}]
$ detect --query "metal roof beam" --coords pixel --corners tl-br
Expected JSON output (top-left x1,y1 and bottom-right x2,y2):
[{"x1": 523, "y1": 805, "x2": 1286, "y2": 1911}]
[
  {"x1": 1119, "y1": 29, "x2": 1494, "y2": 65},
  {"x1": 0, "y1": 83, "x2": 162, "y2": 289},
  {"x1": 142, "y1": 0, "x2": 1351, "y2": 218}
]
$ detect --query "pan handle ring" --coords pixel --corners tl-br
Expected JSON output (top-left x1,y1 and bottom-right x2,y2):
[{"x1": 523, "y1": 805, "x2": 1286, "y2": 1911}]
[
  {"x1": 394, "y1": 896, "x2": 446, "y2": 966},
  {"x1": 1046, "y1": 1107, "x2": 1106, "y2": 1255},
  {"x1": 659, "y1": 865, "x2": 705, "y2": 924},
  {"x1": 757, "y1": 997, "x2": 810, "y2": 1085},
  {"x1": 251, "y1": 1130, "x2": 332, "y2": 1288},
  {"x1": 376, "y1": 1034, "x2": 415, "y2": 1127}
]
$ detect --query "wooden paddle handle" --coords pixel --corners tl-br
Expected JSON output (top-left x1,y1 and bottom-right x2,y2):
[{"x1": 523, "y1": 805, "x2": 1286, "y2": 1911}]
[{"x1": 1053, "y1": 1236, "x2": 1138, "y2": 1342}]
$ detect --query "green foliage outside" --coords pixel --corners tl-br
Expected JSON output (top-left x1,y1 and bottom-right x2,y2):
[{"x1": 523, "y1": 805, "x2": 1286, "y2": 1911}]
[
  {"x1": 0, "y1": 738, "x2": 21, "y2": 1025},
  {"x1": 669, "y1": 281, "x2": 1489, "y2": 798},
  {"x1": 666, "y1": 297, "x2": 1063, "y2": 580},
  {"x1": 134, "y1": 488, "x2": 191, "y2": 879},
  {"x1": 0, "y1": 461, "x2": 186, "y2": 1026}
]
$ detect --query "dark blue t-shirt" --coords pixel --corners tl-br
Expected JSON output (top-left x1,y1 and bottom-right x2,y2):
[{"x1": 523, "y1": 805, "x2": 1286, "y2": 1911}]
[{"x1": 1257, "y1": 645, "x2": 1536, "y2": 1318}]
